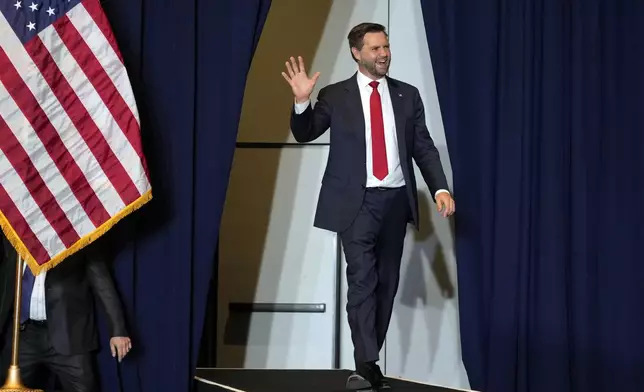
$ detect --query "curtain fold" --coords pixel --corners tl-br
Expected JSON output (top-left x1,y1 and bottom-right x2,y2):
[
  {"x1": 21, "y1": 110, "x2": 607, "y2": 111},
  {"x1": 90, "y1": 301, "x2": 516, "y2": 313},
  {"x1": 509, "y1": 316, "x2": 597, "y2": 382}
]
[
  {"x1": 95, "y1": 1, "x2": 272, "y2": 391},
  {"x1": 421, "y1": 1, "x2": 644, "y2": 391}
]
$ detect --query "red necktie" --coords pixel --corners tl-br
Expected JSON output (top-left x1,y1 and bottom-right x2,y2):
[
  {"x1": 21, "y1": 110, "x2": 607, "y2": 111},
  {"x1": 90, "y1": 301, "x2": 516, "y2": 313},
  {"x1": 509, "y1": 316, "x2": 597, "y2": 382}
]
[{"x1": 369, "y1": 81, "x2": 388, "y2": 180}]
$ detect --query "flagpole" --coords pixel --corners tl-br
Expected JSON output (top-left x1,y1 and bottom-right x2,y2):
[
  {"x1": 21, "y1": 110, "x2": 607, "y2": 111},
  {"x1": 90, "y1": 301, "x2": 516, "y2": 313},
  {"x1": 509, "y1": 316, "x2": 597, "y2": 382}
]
[{"x1": 0, "y1": 256, "x2": 42, "y2": 392}]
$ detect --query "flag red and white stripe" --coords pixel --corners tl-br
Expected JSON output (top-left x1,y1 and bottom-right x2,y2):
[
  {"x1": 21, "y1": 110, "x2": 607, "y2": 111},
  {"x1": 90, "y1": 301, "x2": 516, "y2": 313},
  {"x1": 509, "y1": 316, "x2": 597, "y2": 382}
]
[{"x1": 0, "y1": 0, "x2": 151, "y2": 274}]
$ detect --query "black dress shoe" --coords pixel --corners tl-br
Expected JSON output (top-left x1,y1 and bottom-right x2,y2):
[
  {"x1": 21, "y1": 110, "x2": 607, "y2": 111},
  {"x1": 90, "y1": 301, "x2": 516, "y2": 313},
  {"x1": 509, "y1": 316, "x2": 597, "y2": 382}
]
[
  {"x1": 379, "y1": 378, "x2": 392, "y2": 389},
  {"x1": 346, "y1": 372, "x2": 374, "y2": 391},
  {"x1": 347, "y1": 361, "x2": 390, "y2": 391},
  {"x1": 371, "y1": 364, "x2": 391, "y2": 390}
]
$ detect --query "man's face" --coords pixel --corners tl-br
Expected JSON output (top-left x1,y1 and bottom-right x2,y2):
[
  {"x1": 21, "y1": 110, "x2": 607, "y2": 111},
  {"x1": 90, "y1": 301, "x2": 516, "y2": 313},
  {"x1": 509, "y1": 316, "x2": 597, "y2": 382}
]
[{"x1": 353, "y1": 32, "x2": 391, "y2": 79}]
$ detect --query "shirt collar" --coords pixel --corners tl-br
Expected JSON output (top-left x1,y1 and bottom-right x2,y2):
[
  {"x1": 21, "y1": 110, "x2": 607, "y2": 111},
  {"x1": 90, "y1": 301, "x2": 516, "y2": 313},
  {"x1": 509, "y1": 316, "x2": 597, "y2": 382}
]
[{"x1": 356, "y1": 70, "x2": 386, "y2": 89}]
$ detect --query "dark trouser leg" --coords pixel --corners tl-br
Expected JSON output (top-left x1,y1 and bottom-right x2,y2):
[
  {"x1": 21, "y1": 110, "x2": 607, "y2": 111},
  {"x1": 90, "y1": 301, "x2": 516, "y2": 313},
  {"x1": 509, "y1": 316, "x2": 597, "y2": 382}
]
[
  {"x1": 47, "y1": 352, "x2": 96, "y2": 392},
  {"x1": 341, "y1": 192, "x2": 381, "y2": 365},
  {"x1": 20, "y1": 322, "x2": 97, "y2": 392},
  {"x1": 17, "y1": 323, "x2": 49, "y2": 390},
  {"x1": 375, "y1": 188, "x2": 409, "y2": 351},
  {"x1": 340, "y1": 187, "x2": 409, "y2": 366},
  {"x1": 0, "y1": 320, "x2": 11, "y2": 385}
]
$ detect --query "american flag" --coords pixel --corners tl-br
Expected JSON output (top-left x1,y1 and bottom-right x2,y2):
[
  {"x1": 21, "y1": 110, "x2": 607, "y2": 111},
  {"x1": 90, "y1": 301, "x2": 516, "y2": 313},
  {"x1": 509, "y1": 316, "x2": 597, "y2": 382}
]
[{"x1": 0, "y1": 0, "x2": 151, "y2": 274}]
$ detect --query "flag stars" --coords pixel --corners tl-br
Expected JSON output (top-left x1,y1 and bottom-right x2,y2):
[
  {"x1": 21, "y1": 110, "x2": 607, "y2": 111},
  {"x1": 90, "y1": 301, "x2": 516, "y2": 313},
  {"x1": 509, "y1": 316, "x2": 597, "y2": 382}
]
[
  {"x1": 46, "y1": 6, "x2": 55, "y2": 16},
  {"x1": 13, "y1": 1, "x2": 21, "y2": 9},
  {"x1": 26, "y1": 21, "x2": 36, "y2": 31},
  {"x1": 28, "y1": 2, "x2": 38, "y2": 11}
]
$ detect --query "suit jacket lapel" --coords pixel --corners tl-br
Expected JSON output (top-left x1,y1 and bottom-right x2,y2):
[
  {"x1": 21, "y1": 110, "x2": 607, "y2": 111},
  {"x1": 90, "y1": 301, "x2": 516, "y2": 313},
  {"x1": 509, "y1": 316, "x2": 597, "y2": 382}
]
[
  {"x1": 343, "y1": 74, "x2": 367, "y2": 168},
  {"x1": 387, "y1": 77, "x2": 408, "y2": 160},
  {"x1": 343, "y1": 73, "x2": 365, "y2": 136}
]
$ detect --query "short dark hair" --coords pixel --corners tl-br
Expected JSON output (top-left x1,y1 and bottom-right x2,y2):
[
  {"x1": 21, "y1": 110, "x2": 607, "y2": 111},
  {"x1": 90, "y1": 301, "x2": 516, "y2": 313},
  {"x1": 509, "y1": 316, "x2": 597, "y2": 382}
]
[{"x1": 347, "y1": 23, "x2": 388, "y2": 62}]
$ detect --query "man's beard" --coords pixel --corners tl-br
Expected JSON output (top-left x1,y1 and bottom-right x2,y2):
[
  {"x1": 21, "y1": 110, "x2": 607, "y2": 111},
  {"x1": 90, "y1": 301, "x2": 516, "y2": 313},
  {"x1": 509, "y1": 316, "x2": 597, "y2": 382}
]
[{"x1": 361, "y1": 57, "x2": 389, "y2": 78}]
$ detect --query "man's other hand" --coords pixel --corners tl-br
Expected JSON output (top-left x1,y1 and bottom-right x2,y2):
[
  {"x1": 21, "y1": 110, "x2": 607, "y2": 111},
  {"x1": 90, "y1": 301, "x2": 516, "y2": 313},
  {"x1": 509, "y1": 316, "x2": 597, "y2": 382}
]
[{"x1": 436, "y1": 193, "x2": 455, "y2": 218}]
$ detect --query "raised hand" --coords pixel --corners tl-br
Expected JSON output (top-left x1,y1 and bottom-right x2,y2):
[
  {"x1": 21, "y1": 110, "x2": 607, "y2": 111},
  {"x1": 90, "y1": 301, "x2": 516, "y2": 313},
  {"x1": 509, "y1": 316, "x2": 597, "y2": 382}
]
[{"x1": 282, "y1": 56, "x2": 320, "y2": 103}]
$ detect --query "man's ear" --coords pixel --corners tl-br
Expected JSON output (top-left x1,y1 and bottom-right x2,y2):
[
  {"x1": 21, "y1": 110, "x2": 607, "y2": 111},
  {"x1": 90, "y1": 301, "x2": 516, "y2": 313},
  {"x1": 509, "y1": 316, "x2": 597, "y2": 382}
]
[{"x1": 351, "y1": 47, "x2": 361, "y2": 62}]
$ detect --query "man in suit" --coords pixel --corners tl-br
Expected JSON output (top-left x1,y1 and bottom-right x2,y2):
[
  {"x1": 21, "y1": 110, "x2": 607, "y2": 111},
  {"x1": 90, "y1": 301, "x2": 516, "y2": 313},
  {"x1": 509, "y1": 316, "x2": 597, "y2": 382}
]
[
  {"x1": 0, "y1": 234, "x2": 132, "y2": 392},
  {"x1": 282, "y1": 23, "x2": 455, "y2": 390}
]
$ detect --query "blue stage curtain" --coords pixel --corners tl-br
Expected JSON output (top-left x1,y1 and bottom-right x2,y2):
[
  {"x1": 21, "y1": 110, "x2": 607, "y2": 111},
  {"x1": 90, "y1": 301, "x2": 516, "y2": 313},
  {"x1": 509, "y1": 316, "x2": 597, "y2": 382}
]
[
  {"x1": 90, "y1": 1, "x2": 272, "y2": 391},
  {"x1": 421, "y1": 1, "x2": 644, "y2": 391}
]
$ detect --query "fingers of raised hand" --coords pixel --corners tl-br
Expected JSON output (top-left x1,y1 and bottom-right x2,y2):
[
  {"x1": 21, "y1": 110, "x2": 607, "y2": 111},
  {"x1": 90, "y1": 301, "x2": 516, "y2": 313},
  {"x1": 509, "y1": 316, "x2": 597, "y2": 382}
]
[
  {"x1": 298, "y1": 56, "x2": 306, "y2": 74},
  {"x1": 286, "y1": 56, "x2": 306, "y2": 76},
  {"x1": 290, "y1": 56, "x2": 301, "y2": 74},
  {"x1": 285, "y1": 60, "x2": 295, "y2": 78}
]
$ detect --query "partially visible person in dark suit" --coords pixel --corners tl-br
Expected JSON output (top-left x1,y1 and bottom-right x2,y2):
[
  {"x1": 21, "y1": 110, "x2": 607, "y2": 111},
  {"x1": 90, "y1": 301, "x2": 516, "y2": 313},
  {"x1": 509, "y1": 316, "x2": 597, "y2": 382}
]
[
  {"x1": 282, "y1": 22, "x2": 455, "y2": 391},
  {"x1": 0, "y1": 234, "x2": 132, "y2": 392},
  {"x1": 0, "y1": 238, "x2": 12, "y2": 381}
]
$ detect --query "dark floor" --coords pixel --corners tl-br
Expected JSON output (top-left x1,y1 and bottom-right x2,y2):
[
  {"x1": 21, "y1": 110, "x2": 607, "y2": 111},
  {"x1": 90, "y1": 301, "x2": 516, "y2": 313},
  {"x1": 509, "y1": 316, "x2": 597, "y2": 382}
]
[{"x1": 194, "y1": 369, "x2": 469, "y2": 392}]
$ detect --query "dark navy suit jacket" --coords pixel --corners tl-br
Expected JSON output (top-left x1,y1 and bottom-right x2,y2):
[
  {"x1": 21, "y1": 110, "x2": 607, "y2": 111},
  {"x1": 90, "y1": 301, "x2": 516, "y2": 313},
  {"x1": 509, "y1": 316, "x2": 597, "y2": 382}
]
[
  {"x1": 290, "y1": 73, "x2": 450, "y2": 233},
  {"x1": 0, "y1": 236, "x2": 127, "y2": 357}
]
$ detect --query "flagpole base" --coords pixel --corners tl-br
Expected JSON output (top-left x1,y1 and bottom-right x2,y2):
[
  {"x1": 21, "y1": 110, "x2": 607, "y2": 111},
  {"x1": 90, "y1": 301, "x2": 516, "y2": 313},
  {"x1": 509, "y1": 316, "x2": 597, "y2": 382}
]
[{"x1": 0, "y1": 366, "x2": 42, "y2": 392}]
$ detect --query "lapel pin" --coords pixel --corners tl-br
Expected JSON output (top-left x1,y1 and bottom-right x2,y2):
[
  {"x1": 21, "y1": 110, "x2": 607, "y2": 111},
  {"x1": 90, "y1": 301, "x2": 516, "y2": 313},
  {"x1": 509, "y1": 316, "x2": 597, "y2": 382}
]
[{"x1": 398, "y1": 93, "x2": 403, "y2": 97}]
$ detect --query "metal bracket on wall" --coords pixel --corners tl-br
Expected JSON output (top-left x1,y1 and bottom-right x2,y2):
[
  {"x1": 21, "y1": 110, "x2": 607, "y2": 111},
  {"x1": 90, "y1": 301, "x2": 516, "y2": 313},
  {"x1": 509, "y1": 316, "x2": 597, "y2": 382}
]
[{"x1": 228, "y1": 302, "x2": 326, "y2": 313}]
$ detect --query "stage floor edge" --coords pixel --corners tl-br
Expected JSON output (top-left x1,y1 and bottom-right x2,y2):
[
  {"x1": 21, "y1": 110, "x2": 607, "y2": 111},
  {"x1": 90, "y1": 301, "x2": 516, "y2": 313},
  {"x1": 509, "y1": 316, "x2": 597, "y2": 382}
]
[{"x1": 194, "y1": 368, "x2": 475, "y2": 392}]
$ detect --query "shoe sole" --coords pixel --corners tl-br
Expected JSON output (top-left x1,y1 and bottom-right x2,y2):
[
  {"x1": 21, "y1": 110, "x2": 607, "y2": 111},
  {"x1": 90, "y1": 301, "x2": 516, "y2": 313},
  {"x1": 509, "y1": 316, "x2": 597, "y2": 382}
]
[{"x1": 346, "y1": 374, "x2": 373, "y2": 391}]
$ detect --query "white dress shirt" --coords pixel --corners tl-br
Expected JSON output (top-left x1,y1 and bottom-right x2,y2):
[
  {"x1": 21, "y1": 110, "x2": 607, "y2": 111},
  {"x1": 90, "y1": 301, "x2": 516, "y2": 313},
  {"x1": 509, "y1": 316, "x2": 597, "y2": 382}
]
[
  {"x1": 294, "y1": 70, "x2": 449, "y2": 197},
  {"x1": 23, "y1": 264, "x2": 47, "y2": 321}
]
